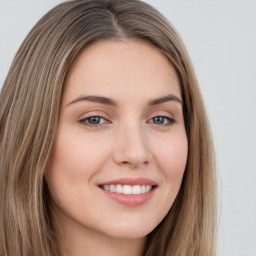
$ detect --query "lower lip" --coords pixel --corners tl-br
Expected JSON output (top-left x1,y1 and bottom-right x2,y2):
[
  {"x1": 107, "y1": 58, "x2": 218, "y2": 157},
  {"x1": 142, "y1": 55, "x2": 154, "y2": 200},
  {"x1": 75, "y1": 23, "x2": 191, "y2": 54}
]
[{"x1": 100, "y1": 187, "x2": 156, "y2": 207}]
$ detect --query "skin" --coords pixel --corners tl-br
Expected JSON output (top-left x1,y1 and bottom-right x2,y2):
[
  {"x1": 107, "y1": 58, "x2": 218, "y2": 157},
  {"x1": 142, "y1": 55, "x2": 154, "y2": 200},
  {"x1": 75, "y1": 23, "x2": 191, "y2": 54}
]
[{"x1": 45, "y1": 39, "x2": 188, "y2": 256}]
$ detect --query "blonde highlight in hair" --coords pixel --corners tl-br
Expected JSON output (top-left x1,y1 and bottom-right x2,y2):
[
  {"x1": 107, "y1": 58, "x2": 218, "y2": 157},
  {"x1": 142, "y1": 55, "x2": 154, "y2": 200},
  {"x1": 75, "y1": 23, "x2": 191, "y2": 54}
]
[{"x1": 0, "y1": 0, "x2": 217, "y2": 255}]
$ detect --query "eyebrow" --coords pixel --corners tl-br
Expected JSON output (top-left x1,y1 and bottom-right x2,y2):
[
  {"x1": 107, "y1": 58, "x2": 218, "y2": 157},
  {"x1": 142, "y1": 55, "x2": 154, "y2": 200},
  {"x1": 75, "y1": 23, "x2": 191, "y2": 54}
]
[
  {"x1": 67, "y1": 95, "x2": 117, "y2": 106},
  {"x1": 148, "y1": 95, "x2": 183, "y2": 106},
  {"x1": 66, "y1": 94, "x2": 183, "y2": 107}
]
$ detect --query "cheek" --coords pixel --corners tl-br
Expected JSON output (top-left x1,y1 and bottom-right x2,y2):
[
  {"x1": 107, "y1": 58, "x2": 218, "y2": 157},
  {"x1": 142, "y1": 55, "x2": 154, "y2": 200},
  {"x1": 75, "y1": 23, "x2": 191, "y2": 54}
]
[
  {"x1": 153, "y1": 131, "x2": 188, "y2": 180},
  {"x1": 44, "y1": 129, "x2": 112, "y2": 222},
  {"x1": 48, "y1": 129, "x2": 107, "y2": 175},
  {"x1": 45, "y1": 129, "x2": 107, "y2": 199}
]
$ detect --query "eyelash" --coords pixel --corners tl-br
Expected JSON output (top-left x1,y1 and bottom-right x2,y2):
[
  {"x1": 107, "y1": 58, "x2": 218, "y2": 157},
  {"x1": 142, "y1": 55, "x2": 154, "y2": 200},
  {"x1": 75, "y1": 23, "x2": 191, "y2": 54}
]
[{"x1": 78, "y1": 115, "x2": 176, "y2": 128}]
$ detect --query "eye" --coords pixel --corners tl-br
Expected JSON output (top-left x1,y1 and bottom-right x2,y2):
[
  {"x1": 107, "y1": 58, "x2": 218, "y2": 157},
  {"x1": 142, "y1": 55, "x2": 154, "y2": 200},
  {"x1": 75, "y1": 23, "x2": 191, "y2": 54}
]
[
  {"x1": 149, "y1": 116, "x2": 176, "y2": 126},
  {"x1": 78, "y1": 115, "x2": 109, "y2": 127}
]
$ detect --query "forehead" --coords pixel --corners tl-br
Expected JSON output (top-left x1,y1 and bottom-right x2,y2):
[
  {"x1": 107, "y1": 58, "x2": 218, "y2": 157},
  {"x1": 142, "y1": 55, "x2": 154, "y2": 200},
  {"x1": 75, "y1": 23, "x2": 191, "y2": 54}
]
[{"x1": 63, "y1": 39, "x2": 181, "y2": 105}]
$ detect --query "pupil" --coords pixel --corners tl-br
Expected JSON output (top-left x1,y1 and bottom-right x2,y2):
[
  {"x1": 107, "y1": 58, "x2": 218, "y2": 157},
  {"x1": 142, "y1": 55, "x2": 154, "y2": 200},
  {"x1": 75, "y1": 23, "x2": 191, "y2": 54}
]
[
  {"x1": 89, "y1": 117, "x2": 100, "y2": 124},
  {"x1": 154, "y1": 117, "x2": 164, "y2": 124}
]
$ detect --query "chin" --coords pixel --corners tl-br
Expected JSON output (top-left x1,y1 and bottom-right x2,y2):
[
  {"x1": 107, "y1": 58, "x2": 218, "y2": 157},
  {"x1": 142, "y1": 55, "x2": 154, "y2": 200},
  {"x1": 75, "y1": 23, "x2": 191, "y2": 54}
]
[{"x1": 99, "y1": 219, "x2": 158, "y2": 240}]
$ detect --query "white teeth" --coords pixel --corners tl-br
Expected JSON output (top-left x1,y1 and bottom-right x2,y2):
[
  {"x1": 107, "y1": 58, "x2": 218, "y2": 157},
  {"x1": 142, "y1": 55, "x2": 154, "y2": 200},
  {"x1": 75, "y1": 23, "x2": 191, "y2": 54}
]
[
  {"x1": 115, "y1": 184, "x2": 122, "y2": 193},
  {"x1": 102, "y1": 184, "x2": 153, "y2": 194},
  {"x1": 110, "y1": 185, "x2": 115, "y2": 192},
  {"x1": 104, "y1": 185, "x2": 110, "y2": 191},
  {"x1": 132, "y1": 185, "x2": 141, "y2": 195},
  {"x1": 123, "y1": 185, "x2": 132, "y2": 194}
]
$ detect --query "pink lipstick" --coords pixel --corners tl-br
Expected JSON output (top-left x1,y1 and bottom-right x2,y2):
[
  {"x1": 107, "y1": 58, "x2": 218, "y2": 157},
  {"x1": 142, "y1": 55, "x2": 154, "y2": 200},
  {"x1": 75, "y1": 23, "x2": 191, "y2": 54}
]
[{"x1": 98, "y1": 177, "x2": 157, "y2": 206}]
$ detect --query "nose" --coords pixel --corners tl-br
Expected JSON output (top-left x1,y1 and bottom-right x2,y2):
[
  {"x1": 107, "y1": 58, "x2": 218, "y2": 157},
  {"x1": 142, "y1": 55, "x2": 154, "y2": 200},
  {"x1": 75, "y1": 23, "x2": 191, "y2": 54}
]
[{"x1": 112, "y1": 122, "x2": 152, "y2": 169}]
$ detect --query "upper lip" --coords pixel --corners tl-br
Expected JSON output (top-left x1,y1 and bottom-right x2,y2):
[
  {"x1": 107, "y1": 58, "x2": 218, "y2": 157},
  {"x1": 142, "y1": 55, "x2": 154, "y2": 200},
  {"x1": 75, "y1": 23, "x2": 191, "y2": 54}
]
[{"x1": 98, "y1": 177, "x2": 158, "y2": 186}]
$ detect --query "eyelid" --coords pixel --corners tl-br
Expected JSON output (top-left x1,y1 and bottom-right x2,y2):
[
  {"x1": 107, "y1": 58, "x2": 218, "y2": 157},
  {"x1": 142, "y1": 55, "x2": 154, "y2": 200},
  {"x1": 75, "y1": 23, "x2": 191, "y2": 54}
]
[
  {"x1": 148, "y1": 115, "x2": 176, "y2": 126},
  {"x1": 77, "y1": 110, "x2": 111, "y2": 121},
  {"x1": 78, "y1": 115, "x2": 176, "y2": 129},
  {"x1": 147, "y1": 110, "x2": 174, "y2": 120},
  {"x1": 77, "y1": 110, "x2": 112, "y2": 127},
  {"x1": 146, "y1": 109, "x2": 177, "y2": 126},
  {"x1": 78, "y1": 115, "x2": 110, "y2": 127}
]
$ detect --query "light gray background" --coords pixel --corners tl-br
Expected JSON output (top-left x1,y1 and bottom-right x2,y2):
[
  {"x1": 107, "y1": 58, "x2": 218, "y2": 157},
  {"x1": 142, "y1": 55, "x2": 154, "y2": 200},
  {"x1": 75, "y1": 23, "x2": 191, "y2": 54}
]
[{"x1": 0, "y1": 0, "x2": 256, "y2": 255}]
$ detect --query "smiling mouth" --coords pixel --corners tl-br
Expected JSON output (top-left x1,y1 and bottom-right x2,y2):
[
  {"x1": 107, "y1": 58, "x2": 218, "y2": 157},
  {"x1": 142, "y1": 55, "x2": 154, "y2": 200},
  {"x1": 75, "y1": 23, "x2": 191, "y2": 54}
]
[
  {"x1": 100, "y1": 184, "x2": 155, "y2": 195},
  {"x1": 98, "y1": 177, "x2": 158, "y2": 206}
]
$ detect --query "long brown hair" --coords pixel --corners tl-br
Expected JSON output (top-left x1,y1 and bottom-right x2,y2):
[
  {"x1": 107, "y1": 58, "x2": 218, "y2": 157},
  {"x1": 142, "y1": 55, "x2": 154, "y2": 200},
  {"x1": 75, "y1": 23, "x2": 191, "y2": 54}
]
[{"x1": 0, "y1": 0, "x2": 217, "y2": 255}]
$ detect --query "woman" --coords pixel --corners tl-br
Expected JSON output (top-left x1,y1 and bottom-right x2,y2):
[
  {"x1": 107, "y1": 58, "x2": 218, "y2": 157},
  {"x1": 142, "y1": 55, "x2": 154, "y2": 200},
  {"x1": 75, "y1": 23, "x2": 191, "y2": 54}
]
[{"x1": 0, "y1": 0, "x2": 217, "y2": 255}]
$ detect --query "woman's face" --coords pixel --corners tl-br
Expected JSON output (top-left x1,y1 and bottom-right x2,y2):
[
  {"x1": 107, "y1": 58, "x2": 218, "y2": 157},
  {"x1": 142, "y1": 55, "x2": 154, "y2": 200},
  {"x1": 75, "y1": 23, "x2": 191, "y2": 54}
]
[{"x1": 45, "y1": 39, "x2": 188, "y2": 240}]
